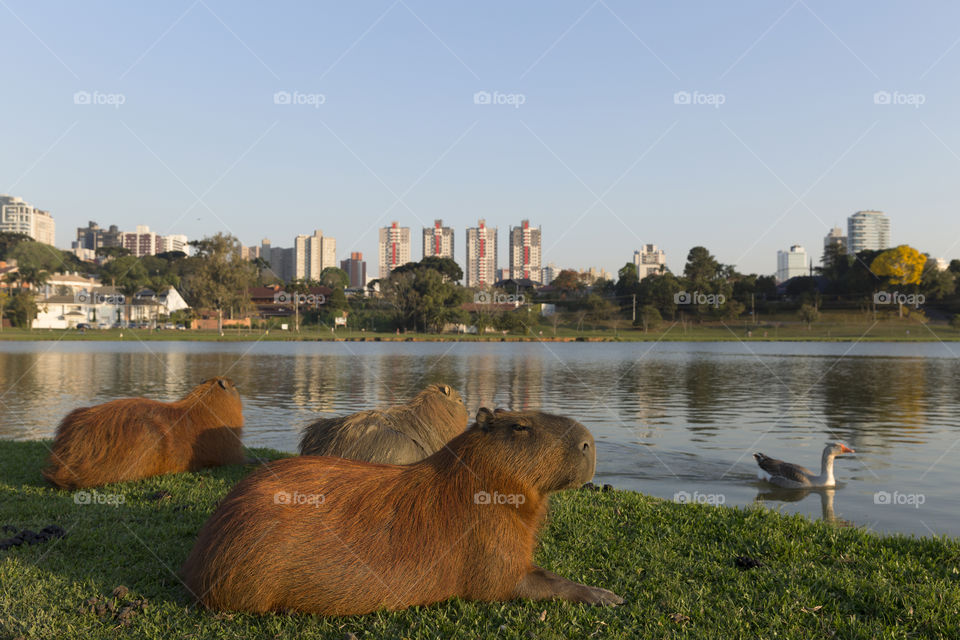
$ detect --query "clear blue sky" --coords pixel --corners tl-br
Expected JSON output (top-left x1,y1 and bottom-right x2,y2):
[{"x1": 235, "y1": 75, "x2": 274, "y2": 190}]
[{"x1": 2, "y1": 0, "x2": 959, "y2": 276}]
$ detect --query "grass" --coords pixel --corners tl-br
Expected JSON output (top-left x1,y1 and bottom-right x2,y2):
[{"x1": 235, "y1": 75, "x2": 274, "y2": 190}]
[
  {"x1": 1, "y1": 441, "x2": 959, "y2": 639},
  {"x1": 2, "y1": 312, "x2": 959, "y2": 343}
]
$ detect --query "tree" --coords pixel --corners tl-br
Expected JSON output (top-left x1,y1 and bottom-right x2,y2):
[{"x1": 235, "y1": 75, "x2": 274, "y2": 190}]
[
  {"x1": 637, "y1": 304, "x2": 661, "y2": 332},
  {"x1": 11, "y1": 241, "x2": 63, "y2": 289},
  {"x1": 319, "y1": 267, "x2": 350, "y2": 290},
  {"x1": 949, "y1": 259, "x2": 960, "y2": 276},
  {"x1": 0, "y1": 290, "x2": 7, "y2": 332},
  {"x1": 393, "y1": 256, "x2": 463, "y2": 282},
  {"x1": 798, "y1": 303, "x2": 819, "y2": 329},
  {"x1": 381, "y1": 265, "x2": 467, "y2": 332},
  {"x1": 871, "y1": 245, "x2": 926, "y2": 286},
  {"x1": 184, "y1": 234, "x2": 257, "y2": 334},
  {"x1": 6, "y1": 291, "x2": 38, "y2": 329},
  {"x1": 821, "y1": 243, "x2": 853, "y2": 282},
  {"x1": 871, "y1": 245, "x2": 927, "y2": 318},
  {"x1": 683, "y1": 246, "x2": 721, "y2": 288},
  {"x1": 921, "y1": 260, "x2": 956, "y2": 303},
  {"x1": 551, "y1": 269, "x2": 582, "y2": 294},
  {"x1": 0, "y1": 232, "x2": 33, "y2": 260},
  {"x1": 95, "y1": 245, "x2": 131, "y2": 260},
  {"x1": 721, "y1": 299, "x2": 745, "y2": 321}
]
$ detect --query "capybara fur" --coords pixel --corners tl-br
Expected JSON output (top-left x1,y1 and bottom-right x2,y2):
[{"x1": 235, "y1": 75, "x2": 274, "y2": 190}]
[
  {"x1": 297, "y1": 383, "x2": 468, "y2": 464},
  {"x1": 43, "y1": 377, "x2": 245, "y2": 489},
  {"x1": 181, "y1": 408, "x2": 623, "y2": 615}
]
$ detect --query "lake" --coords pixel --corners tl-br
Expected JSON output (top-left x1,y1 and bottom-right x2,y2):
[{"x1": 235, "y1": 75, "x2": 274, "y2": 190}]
[{"x1": 1, "y1": 340, "x2": 957, "y2": 537}]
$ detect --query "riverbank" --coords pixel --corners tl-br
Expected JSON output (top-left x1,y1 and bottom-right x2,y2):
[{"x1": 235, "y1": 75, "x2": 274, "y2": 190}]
[
  {"x1": 1, "y1": 320, "x2": 958, "y2": 343},
  {"x1": 1, "y1": 441, "x2": 957, "y2": 639}
]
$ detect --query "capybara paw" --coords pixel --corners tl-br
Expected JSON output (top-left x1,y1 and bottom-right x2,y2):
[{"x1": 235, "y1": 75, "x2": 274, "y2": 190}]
[{"x1": 579, "y1": 586, "x2": 624, "y2": 606}]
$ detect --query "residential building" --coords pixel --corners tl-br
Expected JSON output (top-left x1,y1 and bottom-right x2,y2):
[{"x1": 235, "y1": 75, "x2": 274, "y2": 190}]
[
  {"x1": 935, "y1": 257, "x2": 949, "y2": 271},
  {"x1": 74, "y1": 221, "x2": 122, "y2": 252},
  {"x1": 240, "y1": 245, "x2": 261, "y2": 260},
  {"x1": 541, "y1": 262, "x2": 558, "y2": 286},
  {"x1": 379, "y1": 221, "x2": 411, "y2": 279},
  {"x1": 294, "y1": 230, "x2": 337, "y2": 281},
  {"x1": 508, "y1": 219, "x2": 541, "y2": 281},
  {"x1": 823, "y1": 226, "x2": 847, "y2": 264},
  {"x1": 259, "y1": 238, "x2": 295, "y2": 282},
  {"x1": 340, "y1": 252, "x2": 367, "y2": 289},
  {"x1": 465, "y1": 219, "x2": 498, "y2": 287},
  {"x1": 776, "y1": 245, "x2": 809, "y2": 283},
  {"x1": 847, "y1": 210, "x2": 890, "y2": 254},
  {"x1": 422, "y1": 219, "x2": 454, "y2": 260},
  {"x1": 0, "y1": 195, "x2": 55, "y2": 245},
  {"x1": 632, "y1": 244, "x2": 666, "y2": 278},
  {"x1": 120, "y1": 225, "x2": 189, "y2": 257}
]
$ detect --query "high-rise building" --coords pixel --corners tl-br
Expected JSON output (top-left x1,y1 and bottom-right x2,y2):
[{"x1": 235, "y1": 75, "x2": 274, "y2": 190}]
[
  {"x1": 422, "y1": 219, "x2": 454, "y2": 260},
  {"x1": 294, "y1": 230, "x2": 337, "y2": 281},
  {"x1": 260, "y1": 238, "x2": 295, "y2": 282},
  {"x1": 379, "y1": 221, "x2": 411, "y2": 279},
  {"x1": 465, "y1": 219, "x2": 498, "y2": 287},
  {"x1": 74, "y1": 221, "x2": 122, "y2": 252},
  {"x1": 823, "y1": 226, "x2": 847, "y2": 262},
  {"x1": 508, "y1": 219, "x2": 541, "y2": 281},
  {"x1": 0, "y1": 195, "x2": 55, "y2": 245},
  {"x1": 776, "y1": 245, "x2": 809, "y2": 282},
  {"x1": 632, "y1": 244, "x2": 666, "y2": 279},
  {"x1": 340, "y1": 252, "x2": 367, "y2": 289},
  {"x1": 847, "y1": 210, "x2": 890, "y2": 254}
]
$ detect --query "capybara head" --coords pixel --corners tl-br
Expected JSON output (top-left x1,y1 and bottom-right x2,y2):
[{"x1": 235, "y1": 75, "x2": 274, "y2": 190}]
[
  {"x1": 468, "y1": 407, "x2": 595, "y2": 492},
  {"x1": 418, "y1": 382, "x2": 467, "y2": 420}
]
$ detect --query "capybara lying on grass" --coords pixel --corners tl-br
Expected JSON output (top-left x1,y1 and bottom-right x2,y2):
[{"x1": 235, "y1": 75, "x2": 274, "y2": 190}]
[
  {"x1": 297, "y1": 382, "x2": 468, "y2": 463},
  {"x1": 182, "y1": 407, "x2": 622, "y2": 615},
  {"x1": 43, "y1": 377, "x2": 245, "y2": 489}
]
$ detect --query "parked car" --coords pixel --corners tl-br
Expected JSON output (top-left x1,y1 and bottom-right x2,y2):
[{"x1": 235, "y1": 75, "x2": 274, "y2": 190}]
[{"x1": 75, "y1": 323, "x2": 91, "y2": 330}]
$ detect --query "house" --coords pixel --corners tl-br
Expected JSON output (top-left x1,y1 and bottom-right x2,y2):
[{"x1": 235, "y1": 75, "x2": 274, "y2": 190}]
[{"x1": 31, "y1": 286, "x2": 189, "y2": 329}]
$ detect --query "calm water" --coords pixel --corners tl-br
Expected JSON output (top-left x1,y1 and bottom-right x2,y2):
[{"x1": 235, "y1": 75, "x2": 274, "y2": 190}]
[{"x1": 1, "y1": 340, "x2": 957, "y2": 537}]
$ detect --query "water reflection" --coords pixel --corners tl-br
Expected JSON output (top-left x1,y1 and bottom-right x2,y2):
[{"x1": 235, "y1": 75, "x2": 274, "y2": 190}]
[{"x1": 0, "y1": 341, "x2": 957, "y2": 537}]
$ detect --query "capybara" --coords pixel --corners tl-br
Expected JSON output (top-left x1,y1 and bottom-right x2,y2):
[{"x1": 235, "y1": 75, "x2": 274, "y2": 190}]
[
  {"x1": 297, "y1": 382, "x2": 468, "y2": 463},
  {"x1": 43, "y1": 377, "x2": 245, "y2": 489},
  {"x1": 181, "y1": 407, "x2": 622, "y2": 615}
]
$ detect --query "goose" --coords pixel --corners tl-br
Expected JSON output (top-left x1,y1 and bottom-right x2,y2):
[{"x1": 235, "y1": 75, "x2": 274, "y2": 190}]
[{"x1": 753, "y1": 442, "x2": 854, "y2": 488}]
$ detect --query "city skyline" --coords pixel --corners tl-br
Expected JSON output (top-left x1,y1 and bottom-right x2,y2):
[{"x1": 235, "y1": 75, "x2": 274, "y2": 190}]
[{"x1": 4, "y1": 2, "x2": 960, "y2": 276}]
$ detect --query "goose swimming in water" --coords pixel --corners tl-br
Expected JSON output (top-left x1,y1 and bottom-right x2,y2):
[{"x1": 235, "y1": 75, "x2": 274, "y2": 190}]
[{"x1": 753, "y1": 442, "x2": 854, "y2": 488}]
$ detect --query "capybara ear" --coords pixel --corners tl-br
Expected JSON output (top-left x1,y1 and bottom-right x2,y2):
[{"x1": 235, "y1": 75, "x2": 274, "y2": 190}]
[
  {"x1": 493, "y1": 408, "x2": 508, "y2": 414},
  {"x1": 440, "y1": 384, "x2": 451, "y2": 396},
  {"x1": 217, "y1": 379, "x2": 227, "y2": 390},
  {"x1": 476, "y1": 407, "x2": 495, "y2": 431}
]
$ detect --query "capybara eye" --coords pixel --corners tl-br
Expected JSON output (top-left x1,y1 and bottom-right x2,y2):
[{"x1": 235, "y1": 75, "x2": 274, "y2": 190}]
[{"x1": 512, "y1": 424, "x2": 529, "y2": 432}]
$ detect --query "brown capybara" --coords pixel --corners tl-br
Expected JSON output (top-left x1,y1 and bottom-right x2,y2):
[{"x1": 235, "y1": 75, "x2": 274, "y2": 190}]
[
  {"x1": 297, "y1": 382, "x2": 468, "y2": 464},
  {"x1": 43, "y1": 377, "x2": 245, "y2": 489},
  {"x1": 181, "y1": 407, "x2": 622, "y2": 615}
]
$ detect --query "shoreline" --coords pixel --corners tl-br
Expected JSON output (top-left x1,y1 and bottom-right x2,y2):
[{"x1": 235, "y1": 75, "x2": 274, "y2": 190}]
[
  {"x1": 1, "y1": 440, "x2": 957, "y2": 639},
  {"x1": 1, "y1": 329, "x2": 959, "y2": 343}
]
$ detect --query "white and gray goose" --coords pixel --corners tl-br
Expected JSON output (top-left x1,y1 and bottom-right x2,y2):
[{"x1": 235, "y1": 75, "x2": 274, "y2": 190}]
[{"x1": 753, "y1": 442, "x2": 854, "y2": 488}]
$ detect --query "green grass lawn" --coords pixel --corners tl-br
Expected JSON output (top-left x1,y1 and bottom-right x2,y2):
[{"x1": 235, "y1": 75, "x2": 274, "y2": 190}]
[{"x1": 1, "y1": 440, "x2": 959, "y2": 639}]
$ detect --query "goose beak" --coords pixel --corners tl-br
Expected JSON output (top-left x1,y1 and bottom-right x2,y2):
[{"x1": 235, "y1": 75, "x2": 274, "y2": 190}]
[{"x1": 839, "y1": 444, "x2": 854, "y2": 454}]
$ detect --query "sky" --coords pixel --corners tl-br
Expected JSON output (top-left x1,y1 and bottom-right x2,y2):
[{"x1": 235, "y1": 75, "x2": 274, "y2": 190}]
[{"x1": 2, "y1": 0, "x2": 960, "y2": 276}]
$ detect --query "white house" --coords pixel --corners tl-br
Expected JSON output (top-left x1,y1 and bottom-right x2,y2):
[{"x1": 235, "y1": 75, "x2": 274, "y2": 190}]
[{"x1": 32, "y1": 286, "x2": 189, "y2": 329}]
